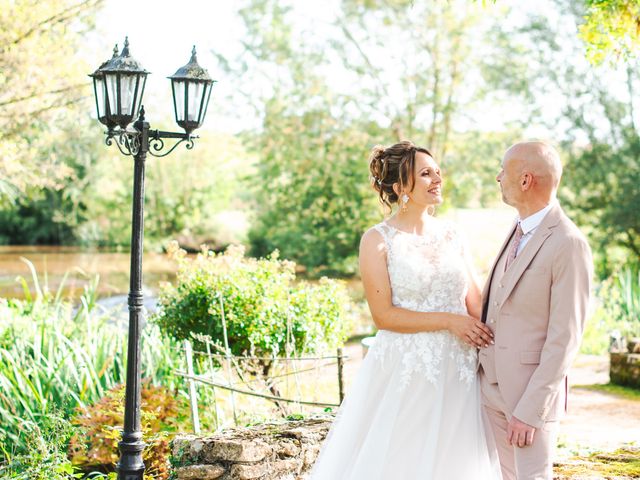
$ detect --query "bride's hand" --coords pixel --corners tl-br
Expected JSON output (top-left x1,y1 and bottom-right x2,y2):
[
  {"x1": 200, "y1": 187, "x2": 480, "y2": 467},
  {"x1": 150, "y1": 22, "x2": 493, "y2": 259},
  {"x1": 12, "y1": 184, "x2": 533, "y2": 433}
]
[{"x1": 447, "y1": 314, "x2": 494, "y2": 348}]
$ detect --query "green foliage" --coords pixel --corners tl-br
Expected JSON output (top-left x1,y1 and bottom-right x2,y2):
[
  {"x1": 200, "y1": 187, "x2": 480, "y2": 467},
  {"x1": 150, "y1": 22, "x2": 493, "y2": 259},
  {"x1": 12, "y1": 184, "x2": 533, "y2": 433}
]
[
  {"x1": 217, "y1": 0, "x2": 526, "y2": 274},
  {"x1": 247, "y1": 109, "x2": 383, "y2": 276},
  {"x1": 0, "y1": 1, "x2": 247, "y2": 249},
  {"x1": 69, "y1": 383, "x2": 186, "y2": 480},
  {"x1": 78, "y1": 133, "x2": 250, "y2": 249},
  {"x1": 444, "y1": 130, "x2": 521, "y2": 207},
  {"x1": 581, "y1": 265, "x2": 640, "y2": 355},
  {"x1": 0, "y1": 0, "x2": 107, "y2": 244},
  {"x1": 153, "y1": 243, "x2": 354, "y2": 364},
  {"x1": 579, "y1": 0, "x2": 640, "y2": 64},
  {"x1": 0, "y1": 0, "x2": 103, "y2": 202},
  {"x1": 580, "y1": 308, "x2": 616, "y2": 355},
  {"x1": 0, "y1": 411, "x2": 82, "y2": 480},
  {"x1": 601, "y1": 265, "x2": 640, "y2": 336},
  {"x1": 0, "y1": 262, "x2": 183, "y2": 461},
  {"x1": 561, "y1": 133, "x2": 640, "y2": 276}
]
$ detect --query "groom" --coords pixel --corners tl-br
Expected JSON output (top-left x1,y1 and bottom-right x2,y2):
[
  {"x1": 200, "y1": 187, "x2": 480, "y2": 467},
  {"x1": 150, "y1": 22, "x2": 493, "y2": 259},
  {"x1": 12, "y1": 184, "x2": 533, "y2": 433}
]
[{"x1": 478, "y1": 141, "x2": 592, "y2": 480}]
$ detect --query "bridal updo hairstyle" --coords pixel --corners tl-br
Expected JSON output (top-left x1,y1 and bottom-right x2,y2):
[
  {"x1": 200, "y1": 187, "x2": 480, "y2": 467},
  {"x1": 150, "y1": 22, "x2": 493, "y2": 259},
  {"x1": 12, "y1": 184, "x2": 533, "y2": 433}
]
[{"x1": 369, "y1": 141, "x2": 433, "y2": 211}]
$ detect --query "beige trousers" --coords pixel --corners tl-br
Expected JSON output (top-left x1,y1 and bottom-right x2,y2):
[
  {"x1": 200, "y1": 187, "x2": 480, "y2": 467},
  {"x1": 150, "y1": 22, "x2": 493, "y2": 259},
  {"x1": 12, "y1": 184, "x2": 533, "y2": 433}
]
[{"x1": 480, "y1": 368, "x2": 559, "y2": 480}]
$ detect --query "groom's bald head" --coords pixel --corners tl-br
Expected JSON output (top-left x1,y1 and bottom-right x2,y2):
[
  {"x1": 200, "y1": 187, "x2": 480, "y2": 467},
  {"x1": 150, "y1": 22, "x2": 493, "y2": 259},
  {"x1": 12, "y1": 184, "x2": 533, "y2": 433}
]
[
  {"x1": 504, "y1": 141, "x2": 563, "y2": 192},
  {"x1": 497, "y1": 141, "x2": 562, "y2": 215}
]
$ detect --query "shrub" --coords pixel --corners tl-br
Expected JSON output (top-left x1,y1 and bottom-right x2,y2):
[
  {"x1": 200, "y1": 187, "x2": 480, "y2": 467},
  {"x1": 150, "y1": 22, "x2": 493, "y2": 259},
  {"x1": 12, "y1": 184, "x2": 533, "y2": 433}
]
[
  {"x1": 602, "y1": 265, "x2": 640, "y2": 337},
  {"x1": 0, "y1": 410, "x2": 81, "y2": 480},
  {"x1": 153, "y1": 243, "x2": 355, "y2": 374},
  {"x1": 69, "y1": 382, "x2": 186, "y2": 480},
  {"x1": 581, "y1": 265, "x2": 640, "y2": 355}
]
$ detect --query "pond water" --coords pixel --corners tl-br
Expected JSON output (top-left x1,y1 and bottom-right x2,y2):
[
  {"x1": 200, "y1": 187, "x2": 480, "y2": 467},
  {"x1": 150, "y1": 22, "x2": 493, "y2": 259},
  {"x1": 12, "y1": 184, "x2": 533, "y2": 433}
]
[
  {"x1": 0, "y1": 246, "x2": 177, "y2": 301},
  {"x1": 0, "y1": 245, "x2": 370, "y2": 332}
]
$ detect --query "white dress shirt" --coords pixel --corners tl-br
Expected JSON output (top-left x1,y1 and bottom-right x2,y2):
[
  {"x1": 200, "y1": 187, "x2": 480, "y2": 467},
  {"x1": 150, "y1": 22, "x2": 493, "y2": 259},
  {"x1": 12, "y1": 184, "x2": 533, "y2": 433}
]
[{"x1": 515, "y1": 202, "x2": 556, "y2": 256}]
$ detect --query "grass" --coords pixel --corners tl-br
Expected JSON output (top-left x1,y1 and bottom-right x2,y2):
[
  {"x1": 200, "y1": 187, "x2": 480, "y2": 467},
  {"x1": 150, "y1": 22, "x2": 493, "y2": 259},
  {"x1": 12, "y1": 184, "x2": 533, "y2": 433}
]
[
  {"x1": 573, "y1": 383, "x2": 640, "y2": 401},
  {"x1": 0, "y1": 259, "x2": 184, "y2": 462},
  {"x1": 555, "y1": 447, "x2": 640, "y2": 479}
]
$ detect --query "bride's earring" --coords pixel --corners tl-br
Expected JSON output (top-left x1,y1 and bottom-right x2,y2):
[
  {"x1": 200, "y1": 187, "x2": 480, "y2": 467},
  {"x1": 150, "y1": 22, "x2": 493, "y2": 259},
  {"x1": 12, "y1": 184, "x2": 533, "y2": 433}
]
[
  {"x1": 401, "y1": 194, "x2": 409, "y2": 212},
  {"x1": 427, "y1": 205, "x2": 435, "y2": 216}
]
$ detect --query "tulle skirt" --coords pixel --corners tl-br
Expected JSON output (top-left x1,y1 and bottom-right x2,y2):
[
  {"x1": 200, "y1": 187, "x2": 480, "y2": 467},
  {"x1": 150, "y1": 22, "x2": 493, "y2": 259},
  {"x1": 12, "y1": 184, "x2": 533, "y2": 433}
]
[{"x1": 308, "y1": 330, "x2": 502, "y2": 480}]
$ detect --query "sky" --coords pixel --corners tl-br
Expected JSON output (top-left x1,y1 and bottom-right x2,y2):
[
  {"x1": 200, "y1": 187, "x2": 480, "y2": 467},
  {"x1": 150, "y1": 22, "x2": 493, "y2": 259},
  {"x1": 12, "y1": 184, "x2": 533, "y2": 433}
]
[
  {"x1": 86, "y1": 0, "x2": 635, "y2": 143},
  {"x1": 89, "y1": 0, "x2": 341, "y2": 134}
]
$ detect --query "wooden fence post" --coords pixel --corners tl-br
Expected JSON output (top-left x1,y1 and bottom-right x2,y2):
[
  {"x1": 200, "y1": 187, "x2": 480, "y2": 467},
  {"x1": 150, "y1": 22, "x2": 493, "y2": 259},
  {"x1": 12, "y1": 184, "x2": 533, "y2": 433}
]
[
  {"x1": 219, "y1": 295, "x2": 238, "y2": 425},
  {"x1": 184, "y1": 340, "x2": 201, "y2": 434},
  {"x1": 337, "y1": 347, "x2": 345, "y2": 404}
]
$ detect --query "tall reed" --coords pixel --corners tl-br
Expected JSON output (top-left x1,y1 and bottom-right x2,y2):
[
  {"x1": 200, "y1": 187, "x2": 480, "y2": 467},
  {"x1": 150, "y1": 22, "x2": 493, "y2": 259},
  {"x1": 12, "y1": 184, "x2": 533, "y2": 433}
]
[{"x1": 0, "y1": 260, "x2": 182, "y2": 460}]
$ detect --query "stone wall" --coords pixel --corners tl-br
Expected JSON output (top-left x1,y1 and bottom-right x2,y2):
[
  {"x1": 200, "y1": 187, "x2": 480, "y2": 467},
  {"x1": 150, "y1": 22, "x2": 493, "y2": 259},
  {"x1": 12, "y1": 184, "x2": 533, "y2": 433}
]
[
  {"x1": 170, "y1": 416, "x2": 331, "y2": 480},
  {"x1": 610, "y1": 352, "x2": 640, "y2": 389},
  {"x1": 170, "y1": 416, "x2": 639, "y2": 479}
]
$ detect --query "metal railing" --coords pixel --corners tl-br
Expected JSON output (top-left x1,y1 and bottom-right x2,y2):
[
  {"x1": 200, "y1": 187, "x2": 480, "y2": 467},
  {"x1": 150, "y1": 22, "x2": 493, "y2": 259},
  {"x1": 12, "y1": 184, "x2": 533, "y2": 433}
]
[{"x1": 176, "y1": 340, "x2": 349, "y2": 433}]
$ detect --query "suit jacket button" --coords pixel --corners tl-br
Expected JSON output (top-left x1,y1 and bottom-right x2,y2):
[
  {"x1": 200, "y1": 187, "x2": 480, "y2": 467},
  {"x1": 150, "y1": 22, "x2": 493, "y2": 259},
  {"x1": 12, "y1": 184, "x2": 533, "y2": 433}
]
[{"x1": 493, "y1": 301, "x2": 499, "y2": 306}]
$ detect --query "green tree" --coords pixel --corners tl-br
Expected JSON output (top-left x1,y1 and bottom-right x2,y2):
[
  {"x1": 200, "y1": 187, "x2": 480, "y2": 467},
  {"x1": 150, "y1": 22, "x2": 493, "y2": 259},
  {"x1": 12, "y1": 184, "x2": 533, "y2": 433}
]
[
  {"x1": 562, "y1": 133, "x2": 640, "y2": 274},
  {"x1": 0, "y1": 120, "x2": 101, "y2": 244},
  {"x1": 480, "y1": 0, "x2": 640, "y2": 274},
  {"x1": 78, "y1": 132, "x2": 249, "y2": 249},
  {"x1": 217, "y1": 0, "x2": 524, "y2": 273},
  {"x1": 0, "y1": 0, "x2": 103, "y2": 201},
  {"x1": 248, "y1": 103, "x2": 384, "y2": 275},
  {"x1": 0, "y1": 0, "x2": 107, "y2": 245},
  {"x1": 579, "y1": 0, "x2": 640, "y2": 65}
]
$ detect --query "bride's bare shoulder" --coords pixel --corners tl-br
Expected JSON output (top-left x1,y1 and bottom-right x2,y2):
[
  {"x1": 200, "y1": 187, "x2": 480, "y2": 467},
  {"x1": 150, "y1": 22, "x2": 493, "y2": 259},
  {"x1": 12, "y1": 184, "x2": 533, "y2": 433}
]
[{"x1": 360, "y1": 224, "x2": 386, "y2": 252}]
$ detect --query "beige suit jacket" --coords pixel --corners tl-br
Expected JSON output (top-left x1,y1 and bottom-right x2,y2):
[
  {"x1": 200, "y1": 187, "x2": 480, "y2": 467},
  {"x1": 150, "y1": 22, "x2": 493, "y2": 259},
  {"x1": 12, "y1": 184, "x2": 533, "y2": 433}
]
[{"x1": 478, "y1": 204, "x2": 593, "y2": 428}]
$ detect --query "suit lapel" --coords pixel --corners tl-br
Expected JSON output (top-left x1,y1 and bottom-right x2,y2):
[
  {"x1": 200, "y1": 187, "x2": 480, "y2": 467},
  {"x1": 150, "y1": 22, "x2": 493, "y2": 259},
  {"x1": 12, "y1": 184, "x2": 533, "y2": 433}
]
[
  {"x1": 481, "y1": 221, "x2": 517, "y2": 321},
  {"x1": 500, "y1": 204, "x2": 563, "y2": 302}
]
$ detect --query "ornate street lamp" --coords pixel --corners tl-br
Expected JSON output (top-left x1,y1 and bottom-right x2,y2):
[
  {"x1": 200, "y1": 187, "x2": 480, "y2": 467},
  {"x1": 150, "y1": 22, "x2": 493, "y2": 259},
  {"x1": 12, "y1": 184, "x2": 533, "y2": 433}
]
[
  {"x1": 89, "y1": 37, "x2": 215, "y2": 480},
  {"x1": 169, "y1": 46, "x2": 215, "y2": 135},
  {"x1": 90, "y1": 38, "x2": 148, "y2": 132}
]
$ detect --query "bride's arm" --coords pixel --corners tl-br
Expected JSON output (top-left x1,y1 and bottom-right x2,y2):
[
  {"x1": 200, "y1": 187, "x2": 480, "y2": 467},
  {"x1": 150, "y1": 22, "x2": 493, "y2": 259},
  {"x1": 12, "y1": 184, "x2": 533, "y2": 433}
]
[{"x1": 359, "y1": 228, "x2": 493, "y2": 348}]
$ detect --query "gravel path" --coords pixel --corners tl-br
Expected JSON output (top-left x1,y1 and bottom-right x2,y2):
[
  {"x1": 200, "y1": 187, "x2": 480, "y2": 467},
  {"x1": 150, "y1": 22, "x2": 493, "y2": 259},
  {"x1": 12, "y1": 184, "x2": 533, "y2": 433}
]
[{"x1": 559, "y1": 355, "x2": 640, "y2": 457}]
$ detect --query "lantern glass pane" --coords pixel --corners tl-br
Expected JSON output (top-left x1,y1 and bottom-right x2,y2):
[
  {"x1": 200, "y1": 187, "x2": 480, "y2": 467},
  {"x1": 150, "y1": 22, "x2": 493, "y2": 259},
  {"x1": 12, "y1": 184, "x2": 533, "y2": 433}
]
[
  {"x1": 187, "y1": 81, "x2": 204, "y2": 122},
  {"x1": 94, "y1": 76, "x2": 106, "y2": 119},
  {"x1": 173, "y1": 80, "x2": 186, "y2": 122},
  {"x1": 133, "y1": 75, "x2": 147, "y2": 119},
  {"x1": 200, "y1": 82, "x2": 212, "y2": 123},
  {"x1": 120, "y1": 74, "x2": 138, "y2": 116},
  {"x1": 105, "y1": 73, "x2": 119, "y2": 115}
]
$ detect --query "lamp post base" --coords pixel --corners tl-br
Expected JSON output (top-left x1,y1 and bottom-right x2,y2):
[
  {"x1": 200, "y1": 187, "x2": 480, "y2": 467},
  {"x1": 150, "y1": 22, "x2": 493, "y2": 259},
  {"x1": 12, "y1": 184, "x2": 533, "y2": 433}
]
[{"x1": 117, "y1": 434, "x2": 145, "y2": 480}]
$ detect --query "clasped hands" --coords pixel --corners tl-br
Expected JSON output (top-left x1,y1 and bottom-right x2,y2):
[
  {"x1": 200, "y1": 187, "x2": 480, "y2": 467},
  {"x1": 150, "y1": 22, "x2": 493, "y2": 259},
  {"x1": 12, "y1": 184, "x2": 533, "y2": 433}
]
[{"x1": 448, "y1": 314, "x2": 494, "y2": 349}]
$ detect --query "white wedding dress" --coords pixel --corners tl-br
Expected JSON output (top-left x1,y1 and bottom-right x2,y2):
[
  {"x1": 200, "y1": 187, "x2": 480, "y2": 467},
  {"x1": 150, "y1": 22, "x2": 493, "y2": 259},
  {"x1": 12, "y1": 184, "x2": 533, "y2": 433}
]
[{"x1": 309, "y1": 220, "x2": 501, "y2": 480}]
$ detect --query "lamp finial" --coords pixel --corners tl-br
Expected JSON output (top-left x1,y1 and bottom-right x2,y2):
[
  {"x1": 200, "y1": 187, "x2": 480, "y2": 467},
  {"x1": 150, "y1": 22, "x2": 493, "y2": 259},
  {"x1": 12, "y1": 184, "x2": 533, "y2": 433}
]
[{"x1": 122, "y1": 36, "x2": 130, "y2": 56}]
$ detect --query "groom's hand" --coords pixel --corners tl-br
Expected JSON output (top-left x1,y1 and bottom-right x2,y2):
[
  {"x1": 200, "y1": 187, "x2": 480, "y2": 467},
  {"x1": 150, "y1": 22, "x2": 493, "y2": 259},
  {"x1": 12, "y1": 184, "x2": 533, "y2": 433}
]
[{"x1": 507, "y1": 416, "x2": 536, "y2": 447}]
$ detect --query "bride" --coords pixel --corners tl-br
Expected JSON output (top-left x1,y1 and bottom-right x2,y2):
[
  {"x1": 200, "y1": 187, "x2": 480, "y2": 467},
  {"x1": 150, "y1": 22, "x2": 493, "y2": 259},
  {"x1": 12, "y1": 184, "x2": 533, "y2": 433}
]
[{"x1": 309, "y1": 141, "x2": 501, "y2": 479}]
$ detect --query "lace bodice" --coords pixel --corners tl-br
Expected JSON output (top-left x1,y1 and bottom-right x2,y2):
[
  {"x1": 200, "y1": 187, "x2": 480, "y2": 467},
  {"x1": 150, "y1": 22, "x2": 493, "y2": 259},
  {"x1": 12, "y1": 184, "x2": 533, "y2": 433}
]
[
  {"x1": 369, "y1": 219, "x2": 477, "y2": 389},
  {"x1": 374, "y1": 220, "x2": 469, "y2": 314}
]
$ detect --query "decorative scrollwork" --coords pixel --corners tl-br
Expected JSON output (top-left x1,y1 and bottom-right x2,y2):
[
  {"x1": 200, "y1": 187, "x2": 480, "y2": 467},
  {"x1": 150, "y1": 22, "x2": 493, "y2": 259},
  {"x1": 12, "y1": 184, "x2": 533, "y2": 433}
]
[
  {"x1": 122, "y1": 132, "x2": 141, "y2": 156},
  {"x1": 105, "y1": 129, "x2": 140, "y2": 156},
  {"x1": 149, "y1": 137, "x2": 165, "y2": 153},
  {"x1": 147, "y1": 136, "x2": 195, "y2": 158},
  {"x1": 105, "y1": 127, "x2": 197, "y2": 158}
]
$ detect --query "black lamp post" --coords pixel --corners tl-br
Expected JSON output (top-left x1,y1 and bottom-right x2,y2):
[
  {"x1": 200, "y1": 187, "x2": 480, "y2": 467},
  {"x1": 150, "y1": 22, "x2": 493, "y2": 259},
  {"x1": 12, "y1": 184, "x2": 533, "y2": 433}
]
[{"x1": 89, "y1": 37, "x2": 215, "y2": 480}]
